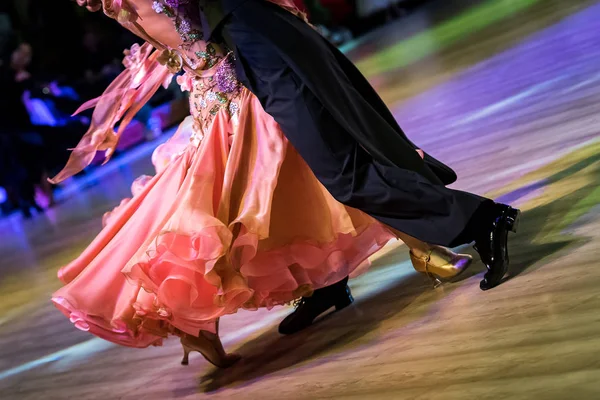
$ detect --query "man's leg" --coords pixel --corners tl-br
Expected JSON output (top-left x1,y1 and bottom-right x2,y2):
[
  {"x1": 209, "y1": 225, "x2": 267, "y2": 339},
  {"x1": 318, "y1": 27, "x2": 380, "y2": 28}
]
[
  {"x1": 219, "y1": 5, "x2": 519, "y2": 334},
  {"x1": 227, "y1": 18, "x2": 487, "y2": 246}
]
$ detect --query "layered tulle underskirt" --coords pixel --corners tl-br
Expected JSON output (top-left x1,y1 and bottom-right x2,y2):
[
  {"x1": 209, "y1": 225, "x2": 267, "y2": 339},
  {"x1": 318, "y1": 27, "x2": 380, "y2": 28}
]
[{"x1": 52, "y1": 90, "x2": 395, "y2": 348}]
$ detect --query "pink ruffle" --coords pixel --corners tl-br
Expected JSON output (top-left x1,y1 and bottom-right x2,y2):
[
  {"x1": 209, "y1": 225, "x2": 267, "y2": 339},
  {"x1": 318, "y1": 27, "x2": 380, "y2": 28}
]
[
  {"x1": 120, "y1": 222, "x2": 391, "y2": 337},
  {"x1": 53, "y1": 296, "x2": 165, "y2": 348}
]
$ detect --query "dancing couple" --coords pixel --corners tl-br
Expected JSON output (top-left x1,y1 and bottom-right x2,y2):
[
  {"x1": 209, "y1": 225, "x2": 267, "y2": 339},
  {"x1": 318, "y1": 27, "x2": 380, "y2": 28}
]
[{"x1": 54, "y1": 0, "x2": 519, "y2": 368}]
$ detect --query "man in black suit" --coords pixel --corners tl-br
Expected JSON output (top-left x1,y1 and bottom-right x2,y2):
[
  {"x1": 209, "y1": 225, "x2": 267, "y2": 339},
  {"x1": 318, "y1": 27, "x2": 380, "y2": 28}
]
[{"x1": 195, "y1": 0, "x2": 520, "y2": 334}]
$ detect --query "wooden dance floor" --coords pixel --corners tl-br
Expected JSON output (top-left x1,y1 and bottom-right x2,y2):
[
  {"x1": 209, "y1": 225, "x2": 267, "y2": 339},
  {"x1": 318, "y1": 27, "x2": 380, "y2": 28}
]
[{"x1": 2, "y1": 0, "x2": 600, "y2": 398}]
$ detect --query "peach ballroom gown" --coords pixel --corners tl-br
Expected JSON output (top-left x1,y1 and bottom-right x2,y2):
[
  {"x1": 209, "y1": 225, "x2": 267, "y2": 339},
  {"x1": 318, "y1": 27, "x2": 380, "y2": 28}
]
[{"x1": 50, "y1": 0, "x2": 395, "y2": 348}]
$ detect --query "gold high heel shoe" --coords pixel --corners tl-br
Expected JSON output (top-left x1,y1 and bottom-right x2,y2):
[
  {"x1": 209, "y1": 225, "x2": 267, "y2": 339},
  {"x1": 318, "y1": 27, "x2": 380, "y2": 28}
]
[
  {"x1": 180, "y1": 331, "x2": 241, "y2": 368},
  {"x1": 410, "y1": 246, "x2": 473, "y2": 288}
]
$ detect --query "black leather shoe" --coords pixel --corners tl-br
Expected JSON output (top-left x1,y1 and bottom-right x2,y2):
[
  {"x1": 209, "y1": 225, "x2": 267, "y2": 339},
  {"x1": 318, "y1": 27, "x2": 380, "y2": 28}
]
[
  {"x1": 278, "y1": 278, "x2": 354, "y2": 335},
  {"x1": 474, "y1": 204, "x2": 520, "y2": 291}
]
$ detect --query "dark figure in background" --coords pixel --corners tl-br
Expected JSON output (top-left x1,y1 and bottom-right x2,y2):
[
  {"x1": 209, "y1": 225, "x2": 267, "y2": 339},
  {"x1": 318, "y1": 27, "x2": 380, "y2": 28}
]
[
  {"x1": 195, "y1": 0, "x2": 521, "y2": 334},
  {"x1": 0, "y1": 41, "x2": 46, "y2": 217},
  {"x1": 0, "y1": 134, "x2": 43, "y2": 218},
  {"x1": 0, "y1": 40, "x2": 84, "y2": 216}
]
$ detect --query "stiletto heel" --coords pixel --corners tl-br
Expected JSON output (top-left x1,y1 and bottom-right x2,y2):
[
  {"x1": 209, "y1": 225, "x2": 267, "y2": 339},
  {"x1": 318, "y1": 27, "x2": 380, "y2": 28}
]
[
  {"x1": 410, "y1": 246, "x2": 473, "y2": 287},
  {"x1": 426, "y1": 272, "x2": 443, "y2": 289},
  {"x1": 181, "y1": 345, "x2": 191, "y2": 366}
]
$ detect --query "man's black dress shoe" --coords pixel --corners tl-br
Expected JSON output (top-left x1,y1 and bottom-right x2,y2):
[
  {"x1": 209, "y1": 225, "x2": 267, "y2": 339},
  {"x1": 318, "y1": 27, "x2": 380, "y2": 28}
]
[
  {"x1": 475, "y1": 204, "x2": 521, "y2": 291},
  {"x1": 279, "y1": 277, "x2": 354, "y2": 335}
]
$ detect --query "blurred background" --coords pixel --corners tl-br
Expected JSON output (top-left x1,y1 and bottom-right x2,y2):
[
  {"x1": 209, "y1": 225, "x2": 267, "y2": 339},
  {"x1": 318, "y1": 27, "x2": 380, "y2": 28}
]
[{"x1": 0, "y1": 0, "x2": 425, "y2": 219}]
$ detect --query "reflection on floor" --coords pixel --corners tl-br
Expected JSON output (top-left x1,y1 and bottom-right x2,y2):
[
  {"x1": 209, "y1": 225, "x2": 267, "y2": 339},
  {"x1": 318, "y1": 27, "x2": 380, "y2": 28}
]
[{"x1": 2, "y1": 0, "x2": 600, "y2": 398}]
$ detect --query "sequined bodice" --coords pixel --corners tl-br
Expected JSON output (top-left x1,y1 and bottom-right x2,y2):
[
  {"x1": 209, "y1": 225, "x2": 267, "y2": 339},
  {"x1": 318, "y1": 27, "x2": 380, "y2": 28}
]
[{"x1": 149, "y1": 0, "x2": 242, "y2": 138}]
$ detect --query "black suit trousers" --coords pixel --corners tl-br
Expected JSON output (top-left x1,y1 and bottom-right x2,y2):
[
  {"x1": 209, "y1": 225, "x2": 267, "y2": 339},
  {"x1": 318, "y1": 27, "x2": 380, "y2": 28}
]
[{"x1": 219, "y1": 0, "x2": 489, "y2": 246}]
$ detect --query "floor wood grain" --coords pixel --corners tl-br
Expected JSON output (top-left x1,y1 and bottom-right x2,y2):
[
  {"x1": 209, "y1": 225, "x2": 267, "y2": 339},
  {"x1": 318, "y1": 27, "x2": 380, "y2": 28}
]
[{"x1": 1, "y1": 0, "x2": 600, "y2": 398}]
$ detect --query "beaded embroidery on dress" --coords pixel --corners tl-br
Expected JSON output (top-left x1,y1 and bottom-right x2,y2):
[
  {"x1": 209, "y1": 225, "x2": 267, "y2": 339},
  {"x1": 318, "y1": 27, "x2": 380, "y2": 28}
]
[{"x1": 152, "y1": 0, "x2": 242, "y2": 136}]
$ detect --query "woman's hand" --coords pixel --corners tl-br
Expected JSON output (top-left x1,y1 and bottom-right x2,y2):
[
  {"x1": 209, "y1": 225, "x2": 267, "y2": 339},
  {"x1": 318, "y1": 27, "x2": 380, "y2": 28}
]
[{"x1": 75, "y1": 0, "x2": 103, "y2": 12}]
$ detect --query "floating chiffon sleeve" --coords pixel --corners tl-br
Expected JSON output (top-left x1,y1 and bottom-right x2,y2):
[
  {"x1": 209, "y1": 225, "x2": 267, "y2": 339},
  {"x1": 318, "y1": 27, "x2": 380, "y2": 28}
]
[
  {"x1": 50, "y1": 0, "x2": 307, "y2": 184},
  {"x1": 49, "y1": 42, "x2": 174, "y2": 184}
]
